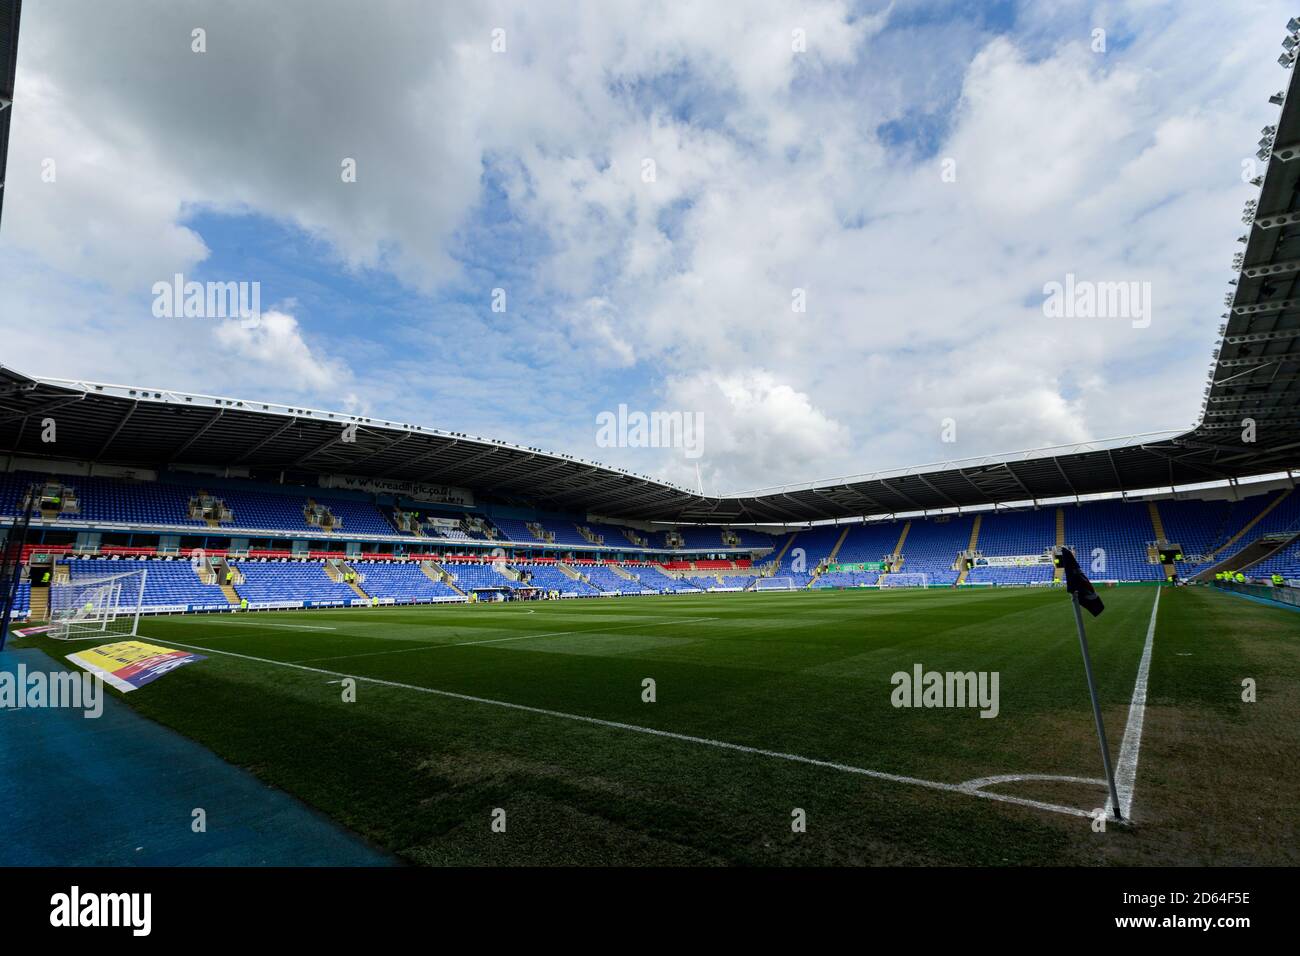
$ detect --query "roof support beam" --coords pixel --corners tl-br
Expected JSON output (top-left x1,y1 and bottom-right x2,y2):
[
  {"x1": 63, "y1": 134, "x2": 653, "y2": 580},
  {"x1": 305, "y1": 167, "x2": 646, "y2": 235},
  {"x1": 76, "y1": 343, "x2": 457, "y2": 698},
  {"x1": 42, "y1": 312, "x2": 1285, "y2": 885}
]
[
  {"x1": 172, "y1": 409, "x2": 223, "y2": 459},
  {"x1": 96, "y1": 402, "x2": 138, "y2": 459}
]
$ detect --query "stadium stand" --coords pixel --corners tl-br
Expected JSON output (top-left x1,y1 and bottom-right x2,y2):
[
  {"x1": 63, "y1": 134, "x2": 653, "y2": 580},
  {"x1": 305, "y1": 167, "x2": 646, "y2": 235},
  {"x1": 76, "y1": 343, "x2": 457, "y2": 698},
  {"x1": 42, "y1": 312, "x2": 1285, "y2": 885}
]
[
  {"x1": 1062, "y1": 500, "x2": 1164, "y2": 581},
  {"x1": 447, "y1": 563, "x2": 522, "y2": 592},
  {"x1": 965, "y1": 509, "x2": 1056, "y2": 585},
  {"x1": 630, "y1": 565, "x2": 700, "y2": 592},
  {"x1": 535, "y1": 520, "x2": 591, "y2": 547},
  {"x1": 11, "y1": 580, "x2": 30, "y2": 619},
  {"x1": 64, "y1": 557, "x2": 233, "y2": 609},
  {"x1": 519, "y1": 565, "x2": 602, "y2": 596},
  {"x1": 233, "y1": 561, "x2": 362, "y2": 606},
  {"x1": 897, "y1": 515, "x2": 972, "y2": 585},
  {"x1": 770, "y1": 524, "x2": 841, "y2": 588},
  {"x1": 351, "y1": 561, "x2": 463, "y2": 603},
  {"x1": 568, "y1": 565, "x2": 637, "y2": 594}
]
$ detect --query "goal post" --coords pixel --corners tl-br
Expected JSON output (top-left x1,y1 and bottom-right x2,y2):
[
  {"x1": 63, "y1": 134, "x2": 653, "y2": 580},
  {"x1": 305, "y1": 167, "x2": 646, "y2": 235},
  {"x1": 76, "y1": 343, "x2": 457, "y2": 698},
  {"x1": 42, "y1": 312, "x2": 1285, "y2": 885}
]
[
  {"x1": 49, "y1": 568, "x2": 147, "y2": 640},
  {"x1": 878, "y1": 572, "x2": 930, "y2": 589},
  {"x1": 755, "y1": 576, "x2": 797, "y2": 591}
]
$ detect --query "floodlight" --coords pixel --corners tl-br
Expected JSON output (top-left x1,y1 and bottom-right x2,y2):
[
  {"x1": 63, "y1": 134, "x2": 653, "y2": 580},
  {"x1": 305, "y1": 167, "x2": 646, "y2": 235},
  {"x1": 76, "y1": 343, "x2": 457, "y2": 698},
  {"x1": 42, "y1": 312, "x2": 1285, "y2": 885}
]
[{"x1": 1288, "y1": 16, "x2": 1300, "y2": 32}]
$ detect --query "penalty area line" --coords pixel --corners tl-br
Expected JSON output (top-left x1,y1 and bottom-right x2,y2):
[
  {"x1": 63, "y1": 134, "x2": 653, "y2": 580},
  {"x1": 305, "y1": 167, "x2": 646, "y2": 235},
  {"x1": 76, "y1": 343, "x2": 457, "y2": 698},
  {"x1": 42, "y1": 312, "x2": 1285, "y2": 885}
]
[{"x1": 150, "y1": 635, "x2": 1094, "y2": 821}]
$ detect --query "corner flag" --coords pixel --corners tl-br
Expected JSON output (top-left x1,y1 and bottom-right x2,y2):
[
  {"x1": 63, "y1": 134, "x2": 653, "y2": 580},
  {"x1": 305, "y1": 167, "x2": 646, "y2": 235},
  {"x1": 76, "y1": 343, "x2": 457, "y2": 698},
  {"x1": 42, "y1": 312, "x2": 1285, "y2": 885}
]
[
  {"x1": 1056, "y1": 546, "x2": 1104, "y2": 616},
  {"x1": 1055, "y1": 546, "x2": 1120, "y2": 819}
]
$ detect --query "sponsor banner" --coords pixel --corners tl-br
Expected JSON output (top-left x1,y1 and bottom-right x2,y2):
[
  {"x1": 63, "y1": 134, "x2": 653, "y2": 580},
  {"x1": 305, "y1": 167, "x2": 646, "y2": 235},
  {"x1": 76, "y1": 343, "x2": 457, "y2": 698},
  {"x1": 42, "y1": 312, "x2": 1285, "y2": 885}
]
[
  {"x1": 249, "y1": 601, "x2": 305, "y2": 610},
  {"x1": 319, "y1": 474, "x2": 474, "y2": 507},
  {"x1": 978, "y1": 554, "x2": 1051, "y2": 567},
  {"x1": 829, "y1": 561, "x2": 886, "y2": 572},
  {"x1": 66, "y1": 640, "x2": 206, "y2": 693}
]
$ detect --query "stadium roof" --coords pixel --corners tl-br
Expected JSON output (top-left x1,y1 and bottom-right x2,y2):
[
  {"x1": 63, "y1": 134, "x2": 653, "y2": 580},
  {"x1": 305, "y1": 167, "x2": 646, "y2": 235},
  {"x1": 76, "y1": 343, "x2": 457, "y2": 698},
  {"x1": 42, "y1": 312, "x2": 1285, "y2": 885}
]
[
  {"x1": 1, "y1": 360, "x2": 1293, "y2": 525},
  {"x1": 1, "y1": 24, "x2": 1297, "y2": 525},
  {"x1": 0, "y1": 0, "x2": 22, "y2": 229}
]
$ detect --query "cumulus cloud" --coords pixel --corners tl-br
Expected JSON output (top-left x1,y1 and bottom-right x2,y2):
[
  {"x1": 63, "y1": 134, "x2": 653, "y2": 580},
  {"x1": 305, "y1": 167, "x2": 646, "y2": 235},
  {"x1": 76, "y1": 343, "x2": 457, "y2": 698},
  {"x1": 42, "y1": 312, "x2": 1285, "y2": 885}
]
[
  {"x1": 660, "y1": 368, "x2": 853, "y2": 492},
  {"x1": 212, "y1": 310, "x2": 350, "y2": 395}
]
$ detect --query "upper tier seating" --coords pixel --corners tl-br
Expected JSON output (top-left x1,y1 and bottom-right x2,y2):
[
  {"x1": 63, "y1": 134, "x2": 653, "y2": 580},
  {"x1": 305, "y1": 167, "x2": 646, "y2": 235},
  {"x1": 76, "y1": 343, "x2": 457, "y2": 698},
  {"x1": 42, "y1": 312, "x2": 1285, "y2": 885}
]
[
  {"x1": 490, "y1": 517, "x2": 542, "y2": 543},
  {"x1": 535, "y1": 520, "x2": 592, "y2": 547}
]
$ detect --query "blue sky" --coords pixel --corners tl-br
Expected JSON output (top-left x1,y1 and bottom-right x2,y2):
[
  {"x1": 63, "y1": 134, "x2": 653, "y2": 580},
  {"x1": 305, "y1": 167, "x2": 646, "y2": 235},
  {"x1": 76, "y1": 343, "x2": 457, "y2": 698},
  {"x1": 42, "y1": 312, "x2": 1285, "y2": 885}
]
[{"x1": 0, "y1": 0, "x2": 1292, "y2": 494}]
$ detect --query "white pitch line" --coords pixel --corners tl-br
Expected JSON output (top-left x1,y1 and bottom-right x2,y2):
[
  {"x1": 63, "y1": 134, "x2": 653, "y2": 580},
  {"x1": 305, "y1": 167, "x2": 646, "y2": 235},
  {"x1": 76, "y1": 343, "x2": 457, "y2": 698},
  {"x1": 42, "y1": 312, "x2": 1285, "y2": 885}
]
[
  {"x1": 150, "y1": 635, "x2": 1093, "y2": 820},
  {"x1": 290, "y1": 616, "x2": 720, "y2": 664},
  {"x1": 178, "y1": 619, "x2": 338, "y2": 631},
  {"x1": 961, "y1": 772, "x2": 1107, "y2": 792},
  {"x1": 1107, "y1": 586, "x2": 1160, "y2": 821}
]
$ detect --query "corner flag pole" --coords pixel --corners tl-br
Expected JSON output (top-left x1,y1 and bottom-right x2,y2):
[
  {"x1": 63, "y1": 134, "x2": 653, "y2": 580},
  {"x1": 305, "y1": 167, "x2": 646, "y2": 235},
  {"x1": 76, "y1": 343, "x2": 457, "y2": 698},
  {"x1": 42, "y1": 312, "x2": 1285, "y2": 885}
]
[{"x1": 1070, "y1": 591, "x2": 1122, "y2": 820}]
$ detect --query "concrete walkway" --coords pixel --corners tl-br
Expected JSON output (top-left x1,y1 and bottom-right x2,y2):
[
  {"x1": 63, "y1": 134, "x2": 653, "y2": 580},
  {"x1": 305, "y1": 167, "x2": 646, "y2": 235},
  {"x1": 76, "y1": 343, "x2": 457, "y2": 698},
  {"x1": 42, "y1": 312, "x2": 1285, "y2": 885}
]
[{"x1": 0, "y1": 646, "x2": 393, "y2": 866}]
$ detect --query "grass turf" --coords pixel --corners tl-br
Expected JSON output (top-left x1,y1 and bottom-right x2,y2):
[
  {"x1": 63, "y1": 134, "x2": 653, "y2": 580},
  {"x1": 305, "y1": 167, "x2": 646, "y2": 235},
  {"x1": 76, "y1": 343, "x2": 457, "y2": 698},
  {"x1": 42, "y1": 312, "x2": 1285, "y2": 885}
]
[{"x1": 27, "y1": 585, "x2": 1300, "y2": 865}]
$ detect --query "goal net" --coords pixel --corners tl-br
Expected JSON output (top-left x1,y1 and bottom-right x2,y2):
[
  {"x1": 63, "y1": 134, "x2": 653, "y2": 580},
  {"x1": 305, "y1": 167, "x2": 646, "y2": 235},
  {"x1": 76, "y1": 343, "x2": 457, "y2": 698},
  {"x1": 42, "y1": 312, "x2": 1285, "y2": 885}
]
[
  {"x1": 755, "y1": 576, "x2": 797, "y2": 591},
  {"x1": 49, "y1": 568, "x2": 146, "y2": 641},
  {"x1": 878, "y1": 572, "x2": 929, "y2": 589}
]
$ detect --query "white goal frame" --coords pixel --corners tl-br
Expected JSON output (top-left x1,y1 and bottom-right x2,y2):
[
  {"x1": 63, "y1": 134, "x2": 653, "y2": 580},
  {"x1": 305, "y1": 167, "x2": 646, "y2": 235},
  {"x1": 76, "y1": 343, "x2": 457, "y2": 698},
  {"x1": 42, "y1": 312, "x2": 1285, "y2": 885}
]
[
  {"x1": 49, "y1": 568, "x2": 147, "y2": 641},
  {"x1": 755, "y1": 576, "x2": 797, "y2": 591},
  {"x1": 878, "y1": 572, "x2": 930, "y2": 589}
]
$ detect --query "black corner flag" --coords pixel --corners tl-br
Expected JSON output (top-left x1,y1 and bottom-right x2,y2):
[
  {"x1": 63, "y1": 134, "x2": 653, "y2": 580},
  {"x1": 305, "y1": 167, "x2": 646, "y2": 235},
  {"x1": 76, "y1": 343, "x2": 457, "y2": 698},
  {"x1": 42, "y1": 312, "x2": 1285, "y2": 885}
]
[
  {"x1": 1055, "y1": 546, "x2": 1120, "y2": 819},
  {"x1": 1056, "y1": 546, "x2": 1104, "y2": 616}
]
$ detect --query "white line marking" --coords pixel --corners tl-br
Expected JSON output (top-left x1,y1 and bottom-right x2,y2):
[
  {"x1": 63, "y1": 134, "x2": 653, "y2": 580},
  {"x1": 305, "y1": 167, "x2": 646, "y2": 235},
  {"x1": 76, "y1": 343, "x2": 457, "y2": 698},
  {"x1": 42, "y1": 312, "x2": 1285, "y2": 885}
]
[
  {"x1": 290, "y1": 616, "x2": 720, "y2": 664},
  {"x1": 151, "y1": 635, "x2": 1093, "y2": 820},
  {"x1": 961, "y1": 773, "x2": 1107, "y2": 791},
  {"x1": 179, "y1": 619, "x2": 338, "y2": 631},
  {"x1": 1107, "y1": 586, "x2": 1160, "y2": 821}
]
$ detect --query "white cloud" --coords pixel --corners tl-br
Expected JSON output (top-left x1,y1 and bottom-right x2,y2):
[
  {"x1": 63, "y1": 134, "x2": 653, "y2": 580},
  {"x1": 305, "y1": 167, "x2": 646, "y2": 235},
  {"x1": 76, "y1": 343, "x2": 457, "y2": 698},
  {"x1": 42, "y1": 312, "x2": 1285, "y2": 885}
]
[{"x1": 212, "y1": 310, "x2": 350, "y2": 395}]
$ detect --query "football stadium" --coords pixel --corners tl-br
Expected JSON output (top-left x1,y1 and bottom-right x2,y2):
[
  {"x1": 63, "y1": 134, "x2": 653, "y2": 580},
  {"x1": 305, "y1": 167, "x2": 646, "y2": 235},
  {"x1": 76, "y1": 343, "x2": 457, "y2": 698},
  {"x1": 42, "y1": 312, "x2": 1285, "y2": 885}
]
[{"x1": 0, "y1": 0, "x2": 1297, "y2": 928}]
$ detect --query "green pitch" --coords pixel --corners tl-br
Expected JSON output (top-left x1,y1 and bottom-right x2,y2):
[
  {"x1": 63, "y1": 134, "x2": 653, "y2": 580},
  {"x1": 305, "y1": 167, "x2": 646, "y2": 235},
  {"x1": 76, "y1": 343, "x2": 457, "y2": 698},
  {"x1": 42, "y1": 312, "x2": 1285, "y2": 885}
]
[{"x1": 33, "y1": 585, "x2": 1299, "y2": 865}]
